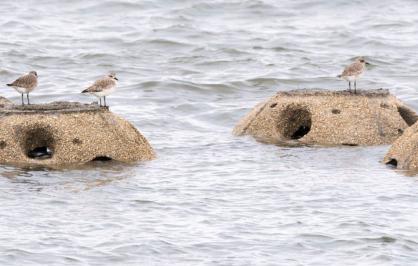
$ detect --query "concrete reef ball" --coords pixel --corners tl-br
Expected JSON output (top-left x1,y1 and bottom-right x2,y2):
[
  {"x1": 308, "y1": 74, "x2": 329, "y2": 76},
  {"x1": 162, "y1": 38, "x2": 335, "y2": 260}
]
[
  {"x1": 233, "y1": 89, "x2": 418, "y2": 146},
  {"x1": 0, "y1": 101, "x2": 155, "y2": 166},
  {"x1": 384, "y1": 121, "x2": 418, "y2": 171}
]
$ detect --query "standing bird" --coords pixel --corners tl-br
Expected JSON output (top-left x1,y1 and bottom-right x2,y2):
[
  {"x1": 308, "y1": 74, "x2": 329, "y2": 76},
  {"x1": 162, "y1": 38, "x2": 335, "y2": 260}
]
[
  {"x1": 7, "y1": 71, "x2": 38, "y2": 105},
  {"x1": 82, "y1": 72, "x2": 118, "y2": 107},
  {"x1": 338, "y1": 58, "x2": 370, "y2": 94}
]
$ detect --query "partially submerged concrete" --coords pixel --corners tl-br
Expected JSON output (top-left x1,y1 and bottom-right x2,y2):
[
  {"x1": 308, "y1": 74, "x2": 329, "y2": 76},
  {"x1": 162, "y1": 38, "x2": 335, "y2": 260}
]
[
  {"x1": 233, "y1": 89, "x2": 418, "y2": 146},
  {"x1": 0, "y1": 101, "x2": 155, "y2": 166},
  {"x1": 384, "y1": 121, "x2": 418, "y2": 171}
]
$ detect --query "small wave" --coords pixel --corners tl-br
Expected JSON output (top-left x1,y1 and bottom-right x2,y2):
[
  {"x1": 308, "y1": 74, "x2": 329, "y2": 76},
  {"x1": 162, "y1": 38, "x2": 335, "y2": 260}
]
[
  {"x1": 298, "y1": 233, "x2": 335, "y2": 241},
  {"x1": 0, "y1": 20, "x2": 38, "y2": 31},
  {"x1": 143, "y1": 38, "x2": 194, "y2": 48},
  {"x1": 371, "y1": 21, "x2": 413, "y2": 29},
  {"x1": 78, "y1": 52, "x2": 119, "y2": 60},
  {"x1": 360, "y1": 236, "x2": 397, "y2": 243},
  {"x1": 76, "y1": 1, "x2": 155, "y2": 14}
]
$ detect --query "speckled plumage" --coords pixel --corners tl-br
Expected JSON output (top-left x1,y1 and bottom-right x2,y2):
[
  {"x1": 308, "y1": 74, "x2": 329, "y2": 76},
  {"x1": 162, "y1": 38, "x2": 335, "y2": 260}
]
[
  {"x1": 7, "y1": 71, "x2": 38, "y2": 105},
  {"x1": 82, "y1": 72, "x2": 118, "y2": 107},
  {"x1": 7, "y1": 71, "x2": 38, "y2": 92},
  {"x1": 338, "y1": 58, "x2": 368, "y2": 93},
  {"x1": 340, "y1": 60, "x2": 365, "y2": 78},
  {"x1": 83, "y1": 76, "x2": 117, "y2": 93}
]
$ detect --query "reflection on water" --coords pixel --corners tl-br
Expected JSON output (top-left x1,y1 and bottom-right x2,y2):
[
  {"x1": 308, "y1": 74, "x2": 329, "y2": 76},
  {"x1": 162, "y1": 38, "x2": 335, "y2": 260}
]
[{"x1": 0, "y1": 161, "x2": 138, "y2": 192}]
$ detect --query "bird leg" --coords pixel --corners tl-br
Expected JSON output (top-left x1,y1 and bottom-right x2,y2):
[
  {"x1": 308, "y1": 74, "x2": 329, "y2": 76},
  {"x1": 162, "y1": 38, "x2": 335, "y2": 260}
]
[
  {"x1": 348, "y1": 81, "x2": 351, "y2": 92},
  {"x1": 354, "y1": 80, "x2": 357, "y2": 94},
  {"x1": 99, "y1": 98, "x2": 102, "y2": 107},
  {"x1": 104, "y1": 96, "x2": 107, "y2": 107},
  {"x1": 21, "y1": 93, "x2": 24, "y2": 106},
  {"x1": 27, "y1": 93, "x2": 30, "y2": 105}
]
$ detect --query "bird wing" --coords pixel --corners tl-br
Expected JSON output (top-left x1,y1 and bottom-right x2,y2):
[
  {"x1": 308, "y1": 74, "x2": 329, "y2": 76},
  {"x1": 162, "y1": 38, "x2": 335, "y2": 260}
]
[
  {"x1": 84, "y1": 78, "x2": 114, "y2": 92},
  {"x1": 9, "y1": 74, "x2": 37, "y2": 88},
  {"x1": 341, "y1": 62, "x2": 363, "y2": 77}
]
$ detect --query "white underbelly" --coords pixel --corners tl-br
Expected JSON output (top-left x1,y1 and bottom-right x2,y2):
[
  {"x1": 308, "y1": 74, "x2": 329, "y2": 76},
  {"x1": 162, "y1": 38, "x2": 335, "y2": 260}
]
[
  {"x1": 343, "y1": 74, "x2": 362, "y2": 82},
  {"x1": 94, "y1": 86, "x2": 116, "y2": 97},
  {"x1": 13, "y1": 86, "x2": 29, "y2": 94}
]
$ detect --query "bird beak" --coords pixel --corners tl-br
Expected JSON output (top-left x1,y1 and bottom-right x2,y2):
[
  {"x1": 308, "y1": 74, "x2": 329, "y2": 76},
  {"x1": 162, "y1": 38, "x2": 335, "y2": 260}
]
[
  {"x1": 114, "y1": 77, "x2": 119, "y2": 81},
  {"x1": 365, "y1": 62, "x2": 371, "y2": 66}
]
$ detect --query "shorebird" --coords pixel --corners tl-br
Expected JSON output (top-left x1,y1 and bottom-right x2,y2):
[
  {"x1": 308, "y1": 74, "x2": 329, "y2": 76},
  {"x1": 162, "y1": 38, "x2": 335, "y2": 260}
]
[
  {"x1": 338, "y1": 58, "x2": 370, "y2": 94},
  {"x1": 82, "y1": 72, "x2": 118, "y2": 107},
  {"x1": 6, "y1": 71, "x2": 38, "y2": 105}
]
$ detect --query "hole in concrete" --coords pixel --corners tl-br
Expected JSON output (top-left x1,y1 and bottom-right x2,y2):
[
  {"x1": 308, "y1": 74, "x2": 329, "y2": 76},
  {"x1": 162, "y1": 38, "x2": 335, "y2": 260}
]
[
  {"x1": 342, "y1": 143, "x2": 358, "y2": 146},
  {"x1": 0, "y1": 140, "x2": 6, "y2": 149},
  {"x1": 397, "y1": 106, "x2": 418, "y2": 126},
  {"x1": 28, "y1": 147, "x2": 52, "y2": 159},
  {"x1": 331, "y1": 109, "x2": 341, "y2": 114},
  {"x1": 92, "y1": 156, "x2": 112, "y2": 161},
  {"x1": 72, "y1": 138, "x2": 82, "y2": 145},
  {"x1": 398, "y1": 128, "x2": 404, "y2": 134},
  {"x1": 386, "y1": 158, "x2": 398, "y2": 168},
  {"x1": 23, "y1": 126, "x2": 54, "y2": 160},
  {"x1": 291, "y1": 125, "x2": 311, "y2": 139},
  {"x1": 270, "y1": 103, "x2": 278, "y2": 108},
  {"x1": 278, "y1": 105, "x2": 312, "y2": 140}
]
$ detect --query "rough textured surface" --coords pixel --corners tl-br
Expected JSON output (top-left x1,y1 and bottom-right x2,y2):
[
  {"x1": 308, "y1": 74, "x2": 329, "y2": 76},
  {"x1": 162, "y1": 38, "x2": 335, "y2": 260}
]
[
  {"x1": 0, "y1": 101, "x2": 155, "y2": 166},
  {"x1": 384, "y1": 121, "x2": 418, "y2": 171},
  {"x1": 0, "y1": 96, "x2": 12, "y2": 107},
  {"x1": 233, "y1": 89, "x2": 418, "y2": 146}
]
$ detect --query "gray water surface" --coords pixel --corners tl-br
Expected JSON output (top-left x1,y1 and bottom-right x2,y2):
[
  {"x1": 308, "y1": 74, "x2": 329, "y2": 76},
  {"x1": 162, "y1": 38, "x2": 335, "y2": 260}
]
[{"x1": 0, "y1": 0, "x2": 418, "y2": 265}]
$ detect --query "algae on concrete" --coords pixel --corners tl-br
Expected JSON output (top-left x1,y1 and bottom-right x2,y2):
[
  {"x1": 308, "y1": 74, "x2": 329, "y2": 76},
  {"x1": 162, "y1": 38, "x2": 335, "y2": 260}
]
[
  {"x1": 233, "y1": 89, "x2": 417, "y2": 146},
  {"x1": 0, "y1": 101, "x2": 155, "y2": 166}
]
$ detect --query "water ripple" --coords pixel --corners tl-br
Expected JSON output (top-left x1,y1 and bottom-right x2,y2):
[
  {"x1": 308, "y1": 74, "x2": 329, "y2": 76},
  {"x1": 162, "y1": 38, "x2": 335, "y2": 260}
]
[{"x1": 0, "y1": 0, "x2": 417, "y2": 265}]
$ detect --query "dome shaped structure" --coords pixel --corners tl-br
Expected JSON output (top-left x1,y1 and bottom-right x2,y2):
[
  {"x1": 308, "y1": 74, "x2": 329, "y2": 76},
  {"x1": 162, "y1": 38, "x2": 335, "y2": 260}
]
[
  {"x1": 0, "y1": 101, "x2": 155, "y2": 166},
  {"x1": 233, "y1": 89, "x2": 417, "y2": 146}
]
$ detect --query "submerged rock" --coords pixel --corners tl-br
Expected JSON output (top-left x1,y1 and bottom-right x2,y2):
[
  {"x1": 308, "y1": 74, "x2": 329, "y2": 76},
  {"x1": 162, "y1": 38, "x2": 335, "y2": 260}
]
[
  {"x1": 384, "y1": 121, "x2": 418, "y2": 171},
  {"x1": 0, "y1": 101, "x2": 155, "y2": 166},
  {"x1": 233, "y1": 89, "x2": 417, "y2": 146}
]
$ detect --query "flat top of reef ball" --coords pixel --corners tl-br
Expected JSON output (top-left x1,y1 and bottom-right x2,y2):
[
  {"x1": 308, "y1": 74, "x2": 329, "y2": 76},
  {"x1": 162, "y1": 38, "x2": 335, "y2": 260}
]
[
  {"x1": 0, "y1": 101, "x2": 103, "y2": 114},
  {"x1": 277, "y1": 88, "x2": 390, "y2": 97}
]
